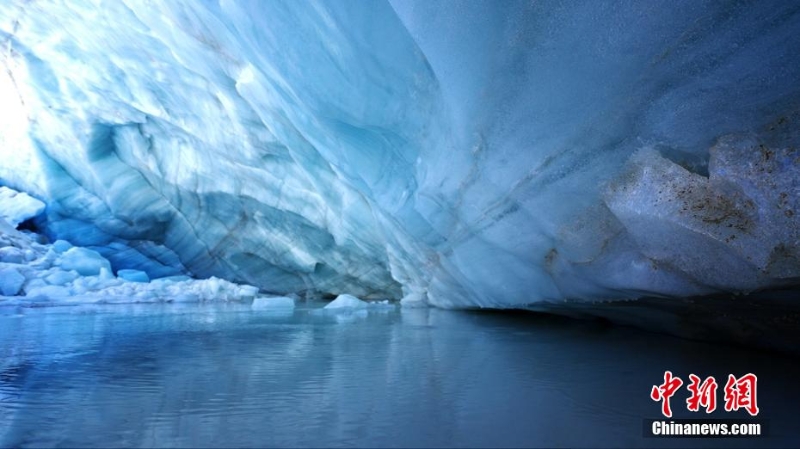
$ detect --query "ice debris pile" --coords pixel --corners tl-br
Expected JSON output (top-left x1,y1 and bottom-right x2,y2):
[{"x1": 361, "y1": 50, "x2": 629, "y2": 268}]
[
  {"x1": 0, "y1": 1, "x2": 799, "y2": 308},
  {"x1": 0, "y1": 187, "x2": 259, "y2": 305}
]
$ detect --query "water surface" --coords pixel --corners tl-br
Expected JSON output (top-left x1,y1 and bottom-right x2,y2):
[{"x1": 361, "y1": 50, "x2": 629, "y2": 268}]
[{"x1": 0, "y1": 302, "x2": 797, "y2": 448}]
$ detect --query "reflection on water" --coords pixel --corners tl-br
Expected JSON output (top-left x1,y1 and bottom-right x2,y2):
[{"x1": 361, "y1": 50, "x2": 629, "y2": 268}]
[{"x1": 0, "y1": 303, "x2": 798, "y2": 448}]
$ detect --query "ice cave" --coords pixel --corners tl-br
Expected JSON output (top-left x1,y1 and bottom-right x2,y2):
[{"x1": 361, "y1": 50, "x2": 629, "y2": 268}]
[{"x1": 1, "y1": 1, "x2": 799, "y2": 447}]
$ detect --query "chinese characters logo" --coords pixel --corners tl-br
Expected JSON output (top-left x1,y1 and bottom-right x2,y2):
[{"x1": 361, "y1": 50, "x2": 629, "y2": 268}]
[{"x1": 651, "y1": 371, "x2": 758, "y2": 417}]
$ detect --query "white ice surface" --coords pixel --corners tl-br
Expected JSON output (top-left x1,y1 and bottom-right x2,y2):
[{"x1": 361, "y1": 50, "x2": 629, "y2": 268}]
[
  {"x1": 57, "y1": 247, "x2": 112, "y2": 276},
  {"x1": 0, "y1": 187, "x2": 44, "y2": 227},
  {"x1": 324, "y1": 294, "x2": 368, "y2": 310}
]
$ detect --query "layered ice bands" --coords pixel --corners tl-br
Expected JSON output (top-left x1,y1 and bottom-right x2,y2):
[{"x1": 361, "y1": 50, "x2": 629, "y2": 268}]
[
  {"x1": 0, "y1": 206, "x2": 260, "y2": 304},
  {"x1": 0, "y1": 0, "x2": 799, "y2": 308}
]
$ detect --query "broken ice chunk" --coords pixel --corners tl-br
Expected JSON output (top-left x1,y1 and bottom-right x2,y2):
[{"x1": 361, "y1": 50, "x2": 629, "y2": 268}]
[
  {"x1": 324, "y1": 294, "x2": 368, "y2": 309},
  {"x1": 252, "y1": 296, "x2": 295, "y2": 310},
  {"x1": 58, "y1": 247, "x2": 112, "y2": 276},
  {"x1": 0, "y1": 268, "x2": 25, "y2": 296},
  {"x1": 0, "y1": 186, "x2": 45, "y2": 227}
]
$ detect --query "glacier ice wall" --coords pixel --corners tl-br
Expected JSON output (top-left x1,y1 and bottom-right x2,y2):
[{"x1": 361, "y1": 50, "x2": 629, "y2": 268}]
[{"x1": 0, "y1": 0, "x2": 799, "y2": 307}]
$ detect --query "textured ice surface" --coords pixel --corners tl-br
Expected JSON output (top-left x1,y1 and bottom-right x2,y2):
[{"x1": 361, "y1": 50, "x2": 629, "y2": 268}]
[
  {"x1": 57, "y1": 247, "x2": 112, "y2": 276},
  {"x1": 0, "y1": 1, "x2": 799, "y2": 308},
  {"x1": 605, "y1": 137, "x2": 800, "y2": 294},
  {"x1": 0, "y1": 214, "x2": 260, "y2": 305},
  {"x1": 0, "y1": 186, "x2": 44, "y2": 227}
]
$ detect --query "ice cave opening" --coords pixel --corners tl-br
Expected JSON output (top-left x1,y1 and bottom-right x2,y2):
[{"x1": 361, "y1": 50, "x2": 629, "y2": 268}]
[
  {"x1": 1, "y1": 0, "x2": 800, "y2": 351},
  {"x1": 4, "y1": 3, "x2": 800, "y2": 448}
]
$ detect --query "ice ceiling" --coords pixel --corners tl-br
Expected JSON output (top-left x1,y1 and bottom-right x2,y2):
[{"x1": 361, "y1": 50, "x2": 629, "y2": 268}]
[{"x1": 0, "y1": 0, "x2": 799, "y2": 308}]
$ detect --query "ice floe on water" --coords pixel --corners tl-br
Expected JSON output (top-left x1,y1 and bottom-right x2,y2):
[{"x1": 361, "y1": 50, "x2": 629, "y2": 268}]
[
  {"x1": 324, "y1": 294, "x2": 368, "y2": 310},
  {"x1": 252, "y1": 296, "x2": 296, "y2": 310}
]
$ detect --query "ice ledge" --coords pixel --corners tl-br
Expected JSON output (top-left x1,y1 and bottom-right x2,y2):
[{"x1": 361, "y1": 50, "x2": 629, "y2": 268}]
[{"x1": 0, "y1": 186, "x2": 45, "y2": 228}]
